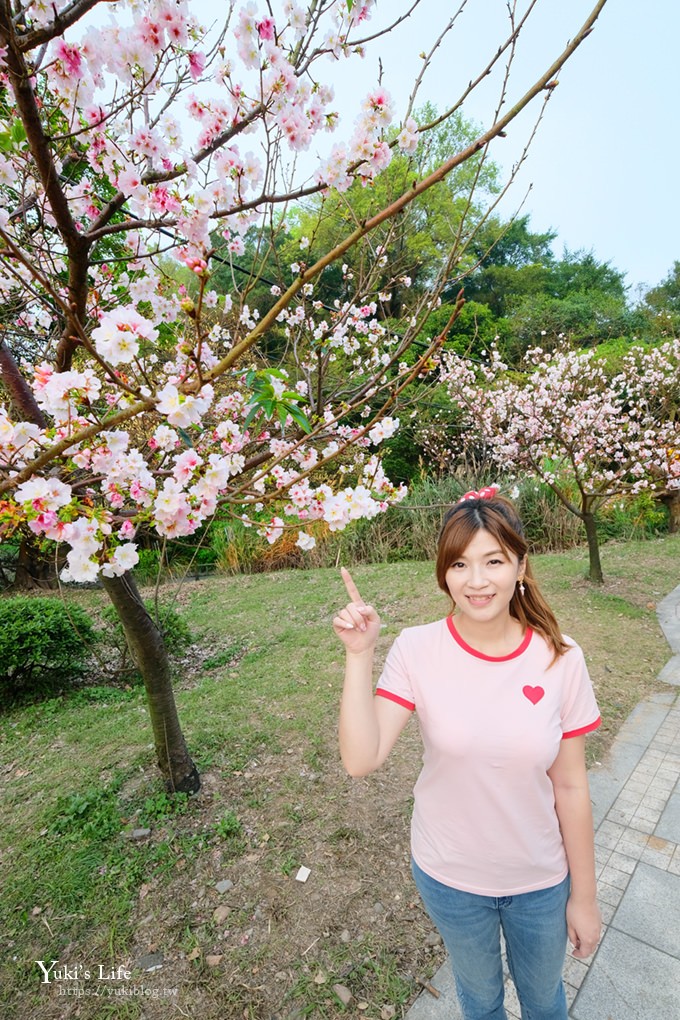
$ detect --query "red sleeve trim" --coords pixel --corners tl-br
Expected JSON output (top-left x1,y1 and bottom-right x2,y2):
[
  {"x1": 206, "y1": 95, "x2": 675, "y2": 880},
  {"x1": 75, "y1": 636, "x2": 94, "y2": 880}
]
[
  {"x1": 376, "y1": 688, "x2": 415, "y2": 712},
  {"x1": 562, "y1": 716, "x2": 601, "y2": 740}
]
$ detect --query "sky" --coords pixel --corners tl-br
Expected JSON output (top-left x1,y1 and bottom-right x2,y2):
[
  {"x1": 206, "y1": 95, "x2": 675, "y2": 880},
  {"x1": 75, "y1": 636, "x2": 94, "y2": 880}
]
[
  {"x1": 92, "y1": 1, "x2": 679, "y2": 299},
  {"x1": 313, "y1": 0, "x2": 680, "y2": 300}
]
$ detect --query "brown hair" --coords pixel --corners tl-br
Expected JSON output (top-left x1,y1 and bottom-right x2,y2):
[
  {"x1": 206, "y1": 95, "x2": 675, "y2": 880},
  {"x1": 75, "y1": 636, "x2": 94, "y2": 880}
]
[{"x1": 435, "y1": 494, "x2": 569, "y2": 663}]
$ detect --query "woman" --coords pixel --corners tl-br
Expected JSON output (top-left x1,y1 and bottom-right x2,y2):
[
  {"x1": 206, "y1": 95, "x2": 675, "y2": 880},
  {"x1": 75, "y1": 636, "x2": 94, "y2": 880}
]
[{"x1": 334, "y1": 488, "x2": 602, "y2": 1020}]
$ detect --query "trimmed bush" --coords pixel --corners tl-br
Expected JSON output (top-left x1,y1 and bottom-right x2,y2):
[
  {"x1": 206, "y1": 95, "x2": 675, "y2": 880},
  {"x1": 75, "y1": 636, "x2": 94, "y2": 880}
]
[{"x1": 0, "y1": 596, "x2": 96, "y2": 700}]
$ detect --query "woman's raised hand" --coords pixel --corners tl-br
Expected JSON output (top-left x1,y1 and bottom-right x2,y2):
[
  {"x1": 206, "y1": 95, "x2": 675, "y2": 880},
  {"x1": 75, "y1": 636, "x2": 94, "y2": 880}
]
[{"x1": 332, "y1": 567, "x2": 381, "y2": 654}]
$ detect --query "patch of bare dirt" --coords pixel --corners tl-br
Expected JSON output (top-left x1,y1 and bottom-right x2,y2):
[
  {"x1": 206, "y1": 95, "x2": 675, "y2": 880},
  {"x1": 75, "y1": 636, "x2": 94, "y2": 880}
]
[{"x1": 113, "y1": 724, "x2": 440, "y2": 1019}]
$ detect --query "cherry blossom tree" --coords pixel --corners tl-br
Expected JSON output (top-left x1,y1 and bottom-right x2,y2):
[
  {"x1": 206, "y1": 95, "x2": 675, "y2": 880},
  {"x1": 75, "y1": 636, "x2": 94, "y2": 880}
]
[
  {"x1": 441, "y1": 341, "x2": 680, "y2": 583},
  {"x1": 0, "y1": 0, "x2": 609, "y2": 790}
]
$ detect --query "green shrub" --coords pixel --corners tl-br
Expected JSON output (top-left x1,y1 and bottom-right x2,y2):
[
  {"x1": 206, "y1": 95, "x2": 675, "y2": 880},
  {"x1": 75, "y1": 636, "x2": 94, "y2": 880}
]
[
  {"x1": 598, "y1": 491, "x2": 669, "y2": 541},
  {"x1": 0, "y1": 596, "x2": 96, "y2": 701},
  {"x1": 513, "y1": 477, "x2": 584, "y2": 552},
  {"x1": 133, "y1": 548, "x2": 163, "y2": 583},
  {"x1": 304, "y1": 473, "x2": 669, "y2": 567}
]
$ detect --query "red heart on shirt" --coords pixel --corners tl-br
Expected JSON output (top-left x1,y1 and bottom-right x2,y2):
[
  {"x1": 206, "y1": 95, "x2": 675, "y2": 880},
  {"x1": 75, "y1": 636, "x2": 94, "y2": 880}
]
[{"x1": 523, "y1": 685, "x2": 545, "y2": 705}]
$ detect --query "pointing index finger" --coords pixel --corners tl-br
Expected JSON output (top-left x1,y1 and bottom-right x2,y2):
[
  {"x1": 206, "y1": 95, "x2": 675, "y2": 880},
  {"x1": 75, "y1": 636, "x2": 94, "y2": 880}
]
[{"x1": 340, "y1": 566, "x2": 365, "y2": 606}]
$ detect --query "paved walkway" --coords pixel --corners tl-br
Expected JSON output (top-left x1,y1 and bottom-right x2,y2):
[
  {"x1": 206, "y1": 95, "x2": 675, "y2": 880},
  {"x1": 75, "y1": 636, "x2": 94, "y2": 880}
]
[{"x1": 407, "y1": 584, "x2": 680, "y2": 1020}]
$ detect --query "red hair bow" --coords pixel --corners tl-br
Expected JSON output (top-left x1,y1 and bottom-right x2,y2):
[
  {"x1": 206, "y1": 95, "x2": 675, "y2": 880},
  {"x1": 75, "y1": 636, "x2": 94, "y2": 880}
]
[{"x1": 458, "y1": 484, "x2": 500, "y2": 503}]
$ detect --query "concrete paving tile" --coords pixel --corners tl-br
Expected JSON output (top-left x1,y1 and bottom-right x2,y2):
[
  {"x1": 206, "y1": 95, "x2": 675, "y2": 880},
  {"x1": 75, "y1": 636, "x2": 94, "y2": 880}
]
[
  {"x1": 504, "y1": 978, "x2": 520, "y2": 1016},
  {"x1": 563, "y1": 955, "x2": 589, "y2": 990},
  {"x1": 638, "y1": 748, "x2": 666, "y2": 761},
  {"x1": 594, "y1": 825, "x2": 624, "y2": 850},
  {"x1": 564, "y1": 984, "x2": 577, "y2": 1009},
  {"x1": 614, "y1": 700, "x2": 674, "y2": 746},
  {"x1": 404, "y1": 960, "x2": 460, "y2": 1020},
  {"x1": 656, "y1": 789, "x2": 680, "y2": 843},
  {"x1": 614, "y1": 839, "x2": 647, "y2": 860},
  {"x1": 628, "y1": 815, "x2": 656, "y2": 834},
  {"x1": 607, "y1": 851, "x2": 637, "y2": 874},
  {"x1": 623, "y1": 779, "x2": 650, "y2": 795},
  {"x1": 647, "y1": 834, "x2": 676, "y2": 852},
  {"x1": 612, "y1": 863, "x2": 680, "y2": 955},
  {"x1": 635, "y1": 804, "x2": 663, "y2": 821},
  {"x1": 588, "y1": 736, "x2": 653, "y2": 828},
  {"x1": 659, "y1": 657, "x2": 680, "y2": 684},
  {"x1": 616, "y1": 826, "x2": 648, "y2": 846},
  {"x1": 596, "y1": 881, "x2": 624, "y2": 908},
  {"x1": 643, "y1": 795, "x2": 671, "y2": 812},
  {"x1": 656, "y1": 585, "x2": 680, "y2": 649},
  {"x1": 626, "y1": 768, "x2": 654, "y2": 782},
  {"x1": 640, "y1": 847, "x2": 671, "y2": 869},
  {"x1": 599, "y1": 900, "x2": 617, "y2": 925},
  {"x1": 597, "y1": 818, "x2": 626, "y2": 838},
  {"x1": 612, "y1": 799, "x2": 640, "y2": 817},
  {"x1": 594, "y1": 845, "x2": 611, "y2": 868},
  {"x1": 598, "y1": 865, "x2": 631, "y2": 890},
  {"x1": 638, "y1": 747, "x2": 666, "y2": 760},
  {"x1": 571, "y1": 929, "x2": 680, "y2": 1020},
  {"x1": 619, "y1": 783, "x2": 648, "y2": 799},
  {"x1": 606, "y1": 807, "x2": 635, "y2": 826}
]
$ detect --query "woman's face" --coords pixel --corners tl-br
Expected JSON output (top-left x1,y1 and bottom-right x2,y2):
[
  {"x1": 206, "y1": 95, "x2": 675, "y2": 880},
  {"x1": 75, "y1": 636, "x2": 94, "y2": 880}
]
[{"x1": 444, "y1": 528, "x2": 525, "y2": 626}]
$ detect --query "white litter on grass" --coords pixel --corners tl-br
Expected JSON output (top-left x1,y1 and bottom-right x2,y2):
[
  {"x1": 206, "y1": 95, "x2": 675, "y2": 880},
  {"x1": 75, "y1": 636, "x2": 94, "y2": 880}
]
[{"x1": 295, "y1": 865, "x2": 311, "y2": 883}]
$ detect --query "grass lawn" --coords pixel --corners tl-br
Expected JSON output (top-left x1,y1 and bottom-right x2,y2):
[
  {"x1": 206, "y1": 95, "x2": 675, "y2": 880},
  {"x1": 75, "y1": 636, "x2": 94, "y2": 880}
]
[{"x1": 1, "y1": 534, "x2": 678, "y2": 1019}]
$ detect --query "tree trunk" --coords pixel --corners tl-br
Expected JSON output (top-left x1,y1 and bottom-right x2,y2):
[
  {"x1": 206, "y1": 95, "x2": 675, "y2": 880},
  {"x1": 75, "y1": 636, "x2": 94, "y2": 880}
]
[
  {"x1": 11, "y1": 537, "x2": 60, "y2": 590},
  {"x1": 661, "y1": 491, "x2": 680, "y2": 534},
  {"x1": 582, "y1": 509, "x2": 603, "y2": 584},
  {"x1": 100, "y1": 572, "x2": 200, "y2": 794}
]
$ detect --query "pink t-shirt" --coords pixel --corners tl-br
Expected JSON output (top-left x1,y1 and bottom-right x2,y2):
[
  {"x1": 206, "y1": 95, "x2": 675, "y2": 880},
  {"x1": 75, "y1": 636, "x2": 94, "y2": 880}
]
[{"x1": 376, "y1": 617, "x2": 601, "y2": 897}]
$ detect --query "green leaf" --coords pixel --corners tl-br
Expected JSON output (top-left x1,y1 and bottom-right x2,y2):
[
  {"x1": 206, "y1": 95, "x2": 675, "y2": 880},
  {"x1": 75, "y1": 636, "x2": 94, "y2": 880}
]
[
  {"x1": 243, "y1": 405, "x2": 259, "y2": 430},
  {"x1": 281, "y1": 390, "x2": 308, "y2": 404},
  {"x1": 10, "y1": 121, "x2": 26, "y2": 145},
  {"x1": 286, "y1": 404, "x2": 313, "y2": 434}
]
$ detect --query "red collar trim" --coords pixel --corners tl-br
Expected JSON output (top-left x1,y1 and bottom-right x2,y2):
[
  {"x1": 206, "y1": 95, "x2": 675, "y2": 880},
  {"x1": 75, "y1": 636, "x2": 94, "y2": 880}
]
[{"x1": 446, "y1": 616, "x2": 533, "y2": 661}]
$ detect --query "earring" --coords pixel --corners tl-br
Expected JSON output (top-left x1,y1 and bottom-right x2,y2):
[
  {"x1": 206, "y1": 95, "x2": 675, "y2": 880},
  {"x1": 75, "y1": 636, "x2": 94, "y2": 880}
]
[{"x1": 518, "y1": 578, "x2": 525, "y2": 596}]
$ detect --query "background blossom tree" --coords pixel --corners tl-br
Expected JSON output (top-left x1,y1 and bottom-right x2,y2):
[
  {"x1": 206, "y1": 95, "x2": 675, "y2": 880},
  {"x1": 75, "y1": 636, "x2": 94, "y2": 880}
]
[
  {"x1": 441, "y1": 340, "x2": 680, "y2": 582},
  {"x1": 0, "y1": 0, "x2": 608, "y2": 789}
]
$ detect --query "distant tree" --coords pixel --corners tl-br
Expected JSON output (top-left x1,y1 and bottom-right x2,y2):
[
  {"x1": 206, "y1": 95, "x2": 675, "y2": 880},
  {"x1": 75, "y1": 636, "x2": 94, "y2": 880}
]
[
  {"x1": 441, "y1": 341, "x2": 680, "y2": 582},
  {"x1": 642, "y1": 261, "x2": 680, "y2": 313},
  {"x1": 289, "y1": 105, "x2": 501, "y2": 318},
  {"x1": 453, "y1": 215, "x2": 557, "y2": 316},
  {"x1": 641, "y1": 261, "x2": 680, "y2": 337}
]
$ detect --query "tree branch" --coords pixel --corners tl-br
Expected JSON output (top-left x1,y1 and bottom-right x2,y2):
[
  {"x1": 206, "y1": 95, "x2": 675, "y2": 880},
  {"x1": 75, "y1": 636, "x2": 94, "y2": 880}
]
[{"x1": 13, "y1": 0, "x2": 102, "y2": 51}]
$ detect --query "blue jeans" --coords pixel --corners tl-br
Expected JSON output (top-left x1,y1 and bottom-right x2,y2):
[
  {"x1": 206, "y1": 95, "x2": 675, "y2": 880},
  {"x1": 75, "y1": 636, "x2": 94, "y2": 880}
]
[{"x1": 412, "y1": 859, "x2": 570, "y2": 1020}]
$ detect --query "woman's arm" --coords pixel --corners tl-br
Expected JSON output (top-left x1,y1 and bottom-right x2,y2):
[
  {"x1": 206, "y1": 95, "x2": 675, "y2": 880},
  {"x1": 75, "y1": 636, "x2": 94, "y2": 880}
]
[
  {"x1": 339, "y1": 648, "x2": 412, "y2": 776},
  {"x1": 335, "y1": 568, "x2": 411, "y2": 777},
  {"x1": 548, "y1": 735, "x2": 602, "y2": 959}
]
